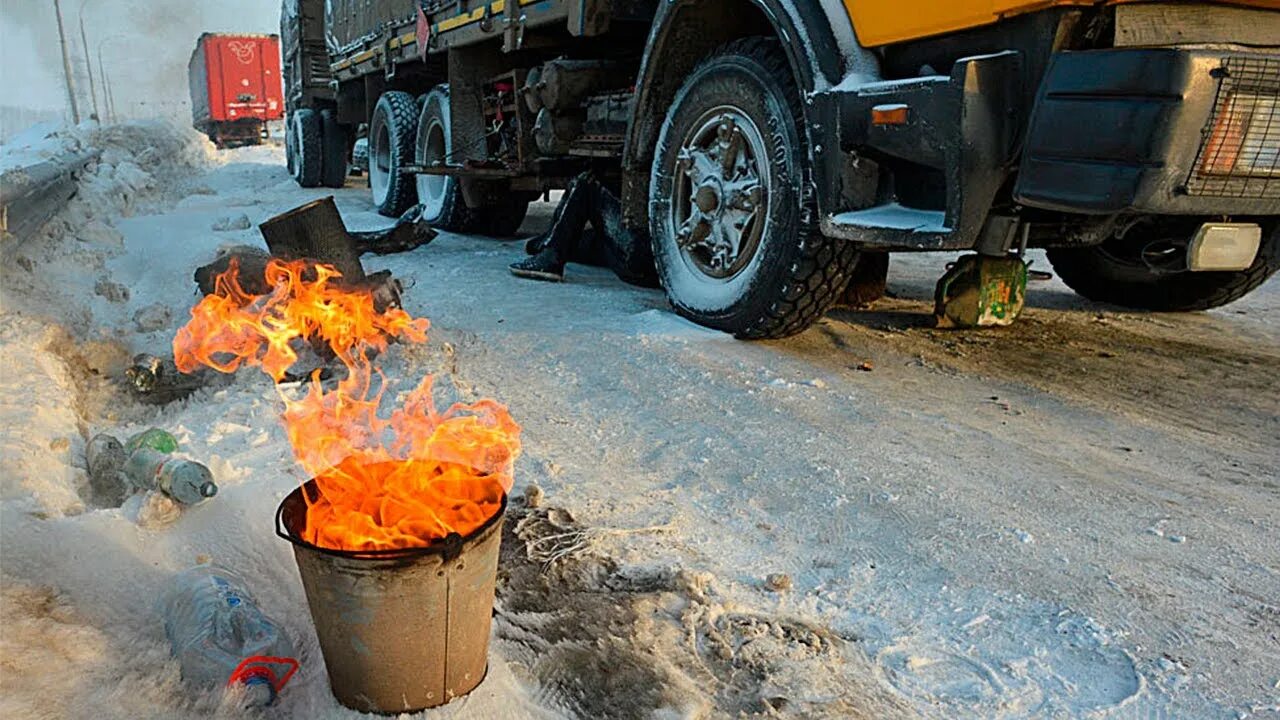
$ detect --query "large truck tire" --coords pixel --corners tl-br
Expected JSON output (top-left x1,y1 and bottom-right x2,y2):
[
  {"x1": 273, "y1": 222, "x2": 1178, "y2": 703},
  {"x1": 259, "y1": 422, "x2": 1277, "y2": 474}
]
[
  {"x1": 369, "y1": 91, "x2": 419, "y2": 217},
  {"x1": 319, "y1": 109, "x2": 349, "y2": 189},
  {"x1": 415, "y1": 86, "x2": 470, "y2": 230},
  {"x1": 414, "y1": 85, "x2": 531, "y2": 236},
  {"x1": 290, "y1": 108, "x2": 323, "y2": 188},
  {"x1": 649, "y1": 37, "x2": 859, "y2": 339},
  {"x1": 285, "y1": 123, "x2": 297, "y2": 176},
  {"x1": 1047, "y1": 219, "x2": 1279, "y2": 311}
]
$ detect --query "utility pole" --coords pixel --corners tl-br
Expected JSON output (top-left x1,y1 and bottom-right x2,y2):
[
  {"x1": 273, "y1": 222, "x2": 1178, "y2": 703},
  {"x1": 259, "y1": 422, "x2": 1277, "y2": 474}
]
[
  {"x1": 53, "y1": 0, "x2": 81, "y2": 124},
  {"x1": 102, "y1": 68, "x2": 115, "y2": 123},
  {"x1": 98, "y1": 37, "x2": 118, "y2": 123},
  {"x1": 79, "y1": 0, "x2": 100, "y2": 120}
]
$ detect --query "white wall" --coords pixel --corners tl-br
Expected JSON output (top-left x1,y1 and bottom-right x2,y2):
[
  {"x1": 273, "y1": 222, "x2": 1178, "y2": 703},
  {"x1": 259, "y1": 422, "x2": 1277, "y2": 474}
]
[{"x1": 0, "y1": 0, "x2": 281, "y2": 140}]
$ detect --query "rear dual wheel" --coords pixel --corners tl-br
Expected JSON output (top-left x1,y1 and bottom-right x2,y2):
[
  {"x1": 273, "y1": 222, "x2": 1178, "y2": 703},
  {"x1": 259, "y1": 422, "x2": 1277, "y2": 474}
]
[
  {"x1": 370, "y1": 91, "x2": 420, "y2": 216},
  {"x1": 413, "y1": 85, "x2": 530, "y2": 235},
  {"x1": 319, "y1": 110, "x2": 349, "y2": 189},
  {"x1": 288, "y1": 109, "x2": 322, "y2": 187},
  {"x1": 288, "y1": 108, "x2": 348, "y2": 189},
  {"x1": 415, "y1": 87, "x2": 469, "y2": 229}
]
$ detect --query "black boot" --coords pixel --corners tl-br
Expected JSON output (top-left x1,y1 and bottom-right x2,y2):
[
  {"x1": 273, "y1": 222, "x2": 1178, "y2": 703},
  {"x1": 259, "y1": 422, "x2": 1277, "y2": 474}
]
[
  {"x1": 509, "y1": 248, "x2": 565, "y2": 282},
  {"x1": 524, "y1": 232, "x2": 549, "y2": 255}
]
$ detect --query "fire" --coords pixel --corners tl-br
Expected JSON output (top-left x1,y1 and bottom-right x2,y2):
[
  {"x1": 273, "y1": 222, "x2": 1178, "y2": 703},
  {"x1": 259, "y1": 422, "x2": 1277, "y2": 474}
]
[{"x1": 174, "y1": 258, "x2": 520, "y2": 551}]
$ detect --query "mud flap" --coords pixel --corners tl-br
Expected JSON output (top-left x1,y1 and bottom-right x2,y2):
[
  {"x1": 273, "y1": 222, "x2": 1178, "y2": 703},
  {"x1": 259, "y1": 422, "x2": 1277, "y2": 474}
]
[{"x1": 934, "y1": 255, "x2": 1027, "y2": 328}]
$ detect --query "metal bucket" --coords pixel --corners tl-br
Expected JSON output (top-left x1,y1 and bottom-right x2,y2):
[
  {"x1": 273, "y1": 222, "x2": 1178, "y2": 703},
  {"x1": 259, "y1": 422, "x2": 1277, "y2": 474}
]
[{"x1": 275, "y1": 479, "x2": 505, "y2": 713}]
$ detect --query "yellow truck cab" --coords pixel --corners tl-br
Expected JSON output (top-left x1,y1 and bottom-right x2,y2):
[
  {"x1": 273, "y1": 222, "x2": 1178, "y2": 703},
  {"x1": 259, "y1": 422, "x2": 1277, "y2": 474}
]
[{"x1": 284, "y1": 0, "x2": 1280, "y2": 337}]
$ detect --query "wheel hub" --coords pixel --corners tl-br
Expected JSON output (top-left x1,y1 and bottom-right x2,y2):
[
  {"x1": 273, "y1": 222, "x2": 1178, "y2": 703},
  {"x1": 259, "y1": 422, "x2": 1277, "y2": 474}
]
[
  {"x1": 671, "y1": 110, "x2": 768, "y2": 279},
  {"x1": 694, "y1": 181, "x2": 721, "y2": 214}
]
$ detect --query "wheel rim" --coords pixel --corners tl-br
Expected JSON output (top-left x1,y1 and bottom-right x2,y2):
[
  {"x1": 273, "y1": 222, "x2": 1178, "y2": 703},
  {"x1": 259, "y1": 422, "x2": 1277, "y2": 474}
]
[
  {"x1": 669, "y1": 107, "x2": 769, "y2": 281},
  {"x1": 415, "y1": 117, "x2": 449, "y2": 214},
  {"x1": 370, "y1": 119, "x2": 392, "y2": 204}
]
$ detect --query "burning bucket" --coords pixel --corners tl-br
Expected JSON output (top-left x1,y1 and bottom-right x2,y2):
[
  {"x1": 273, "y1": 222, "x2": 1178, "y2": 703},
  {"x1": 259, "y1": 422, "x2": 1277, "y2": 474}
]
[{"x1": 276, "y1": 477, "x2": 506, "y2": 713}]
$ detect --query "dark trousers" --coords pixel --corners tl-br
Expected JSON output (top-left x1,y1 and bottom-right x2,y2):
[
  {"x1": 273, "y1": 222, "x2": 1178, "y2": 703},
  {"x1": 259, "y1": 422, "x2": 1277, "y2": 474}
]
[{"x1": 539, "y1": 172, "x2": 659, "y2": 287}]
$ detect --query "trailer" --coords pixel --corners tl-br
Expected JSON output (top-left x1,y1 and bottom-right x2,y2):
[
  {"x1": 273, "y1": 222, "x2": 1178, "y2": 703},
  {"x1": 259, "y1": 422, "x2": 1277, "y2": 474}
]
[
  {"x1": 188, "y1": 33, "x2": 285, "y2": 149},
  {"x1": 281, "y1": 1, "x2": 352, "y2": 187},
  {"x1": 283, "y1": 0, "x2": 1280, "y2": 338}
]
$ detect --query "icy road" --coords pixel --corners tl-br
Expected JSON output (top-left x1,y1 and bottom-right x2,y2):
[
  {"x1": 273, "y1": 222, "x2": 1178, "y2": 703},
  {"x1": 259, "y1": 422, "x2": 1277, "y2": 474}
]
[{"x1": 1, "y1": 124, "x2": 1277, "y2": 719}]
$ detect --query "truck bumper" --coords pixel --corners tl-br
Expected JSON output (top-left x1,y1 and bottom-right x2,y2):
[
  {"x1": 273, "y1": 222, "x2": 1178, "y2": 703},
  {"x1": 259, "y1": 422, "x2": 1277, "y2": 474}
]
[{"x1": 1014, "y1": 48, "x2": 1280, "y2": 216}]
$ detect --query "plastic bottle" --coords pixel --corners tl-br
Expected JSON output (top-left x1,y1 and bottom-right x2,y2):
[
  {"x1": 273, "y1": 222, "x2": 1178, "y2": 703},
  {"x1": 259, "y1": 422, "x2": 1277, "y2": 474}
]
[
  {"x1": 123, "y1": 447, "x2": 218, "y2": 505},
  {"x1": 160, "y1": 565, "x2": 299, "y2": 706},
  {"x1": 86, "y1": 433, "x2": 128, "y2": 507},
  {"x1": 125, "y1": 428, "x2": 179, "y2": 455}
]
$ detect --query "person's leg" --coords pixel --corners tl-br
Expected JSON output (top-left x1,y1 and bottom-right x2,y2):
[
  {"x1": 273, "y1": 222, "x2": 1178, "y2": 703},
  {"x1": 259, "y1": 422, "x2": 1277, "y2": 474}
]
[
  {"x1": 584, "y1": 180, "x2": 659, "y2": 287},
  {"x1": 511, "y1": 171, "x2": 658, "y2": 286},
  {"x1": 510, "y1": 173, "x2": 594, "y2": 281},
  {"x1": 533, "y1": 172, "x2": 642, "y2": 269},
  {"x1": 523, "y1": 182, "x2": 578, "y2": 256}
]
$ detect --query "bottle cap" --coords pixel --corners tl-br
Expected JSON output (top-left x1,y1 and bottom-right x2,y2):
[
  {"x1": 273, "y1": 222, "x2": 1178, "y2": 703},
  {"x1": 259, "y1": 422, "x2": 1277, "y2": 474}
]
[{"x1": 238, "y1": 675, "x2": 276, "y2": 707}]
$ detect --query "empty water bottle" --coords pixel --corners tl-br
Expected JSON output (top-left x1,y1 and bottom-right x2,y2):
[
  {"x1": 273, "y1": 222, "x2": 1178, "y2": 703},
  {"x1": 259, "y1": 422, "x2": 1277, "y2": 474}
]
[
  {"x1": 86, "y1": 433, "x2": 129, "y2": 507},
  {"x1": 123, "y1": 447, "x2": 218, "y2": 505},
  {"x1": 161, "y1": 565, "x2": 299, "y2": 706}
]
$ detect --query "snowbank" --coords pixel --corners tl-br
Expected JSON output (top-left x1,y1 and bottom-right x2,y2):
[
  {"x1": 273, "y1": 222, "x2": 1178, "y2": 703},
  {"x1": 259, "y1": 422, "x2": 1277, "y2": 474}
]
[
  {"x1": 1, "y1": 121, "x2": 217, "y2": 335},
  {"x1": 0, "y1": 121, "x2": 66, "y2": 173},
  {"x1": 0, "y1": 121, "x2": 217, "y2": 513},
  {"x1": 0, "y1": 316, "x2": 87, "y2": 516}
]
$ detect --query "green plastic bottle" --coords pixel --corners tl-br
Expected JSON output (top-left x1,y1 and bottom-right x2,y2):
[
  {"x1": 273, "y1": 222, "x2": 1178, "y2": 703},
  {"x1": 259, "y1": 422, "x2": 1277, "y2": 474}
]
[{"x1": 125, "y1": 428, "x2": 179, "y2": 455}]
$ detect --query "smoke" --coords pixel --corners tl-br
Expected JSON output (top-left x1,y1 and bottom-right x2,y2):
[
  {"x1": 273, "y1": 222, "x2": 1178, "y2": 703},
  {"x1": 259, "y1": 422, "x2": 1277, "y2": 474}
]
[{"x1": 0, "y1": 0, "x2": 280, "y2": 137}]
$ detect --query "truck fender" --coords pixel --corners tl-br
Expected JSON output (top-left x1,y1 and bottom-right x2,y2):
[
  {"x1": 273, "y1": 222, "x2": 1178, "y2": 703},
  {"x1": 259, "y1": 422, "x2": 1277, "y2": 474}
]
[{"x1": 620, "y1": 0, "x2": 878, "y2": 227}]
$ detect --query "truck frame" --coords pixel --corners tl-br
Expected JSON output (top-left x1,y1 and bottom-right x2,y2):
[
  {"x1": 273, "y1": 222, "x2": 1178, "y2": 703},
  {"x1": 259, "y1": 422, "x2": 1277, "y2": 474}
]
[{"x1": 282, "y1": 0, "x2": 1280, "y2": 338}]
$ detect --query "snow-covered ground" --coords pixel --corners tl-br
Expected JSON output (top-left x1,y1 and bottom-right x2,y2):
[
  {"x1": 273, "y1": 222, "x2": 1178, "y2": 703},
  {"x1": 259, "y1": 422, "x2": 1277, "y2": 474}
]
[{"x1": 1, "y1": 124, "x2": 1278, "y2": 719}]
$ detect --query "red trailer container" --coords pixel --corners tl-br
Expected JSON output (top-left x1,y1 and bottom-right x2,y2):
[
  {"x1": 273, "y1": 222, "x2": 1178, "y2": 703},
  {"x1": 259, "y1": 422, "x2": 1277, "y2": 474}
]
[{"x1": 188, "y1": 33, "x2": 284, "y2": 148}]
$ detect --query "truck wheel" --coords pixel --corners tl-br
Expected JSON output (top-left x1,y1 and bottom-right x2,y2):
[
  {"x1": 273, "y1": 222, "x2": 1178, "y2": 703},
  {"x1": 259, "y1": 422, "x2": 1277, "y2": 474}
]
[
  {"x1": 649, "y1": 37, "x2": 859, "y2": 339},
  {"x1": 1047, "y1": 219, "x2": 1279, "y2": 311},
  {"x1": 320, "y1": 110, "x2": 349, "y2": 189},
  {"x1": 369, "y1": 91, "x2": 418, "y2": 217},
  {"x1": 414, "y1": 86, "x2": 531, "y2": 236},
  {"x1": 285, "y1": 119, "x2": 297, "y2": 177},
  {"x1": 291, "y1": 109, "x2": 323, "y2": 188},
  {"x1": 415, "y1": 86, "x2": 469, "y2": 230}
]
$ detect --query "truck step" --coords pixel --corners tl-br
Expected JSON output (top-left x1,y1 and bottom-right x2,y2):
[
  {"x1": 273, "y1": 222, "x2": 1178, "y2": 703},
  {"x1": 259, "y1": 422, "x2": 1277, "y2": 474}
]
[
  {"x1": 823, "y1": 203, "x2": 951, "y2": 249},
  {"x1": 829, "y1": 203, "x2": 947, "y2": 232}
]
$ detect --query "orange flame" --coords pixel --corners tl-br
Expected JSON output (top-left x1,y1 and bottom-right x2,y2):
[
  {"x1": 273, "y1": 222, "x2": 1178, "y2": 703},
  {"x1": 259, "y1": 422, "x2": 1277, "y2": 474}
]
[{"x1": 174, "y1": 258, "x2": 520, "y2": 551}]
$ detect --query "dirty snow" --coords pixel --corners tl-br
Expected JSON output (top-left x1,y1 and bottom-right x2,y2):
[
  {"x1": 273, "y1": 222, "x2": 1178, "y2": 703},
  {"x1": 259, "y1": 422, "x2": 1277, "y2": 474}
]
[
  {"x1": 1, "y1": 123, "x2": 1278, "y2": 719},
  {"x1": 0, "y1": 122, "x2": 68, "y2": 173}
]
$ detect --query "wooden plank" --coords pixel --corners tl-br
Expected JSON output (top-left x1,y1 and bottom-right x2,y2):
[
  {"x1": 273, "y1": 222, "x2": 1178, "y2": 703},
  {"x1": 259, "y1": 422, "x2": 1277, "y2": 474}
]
[{"x1": 1115, "y1": 4, "x2": 1280, "y2": 47}]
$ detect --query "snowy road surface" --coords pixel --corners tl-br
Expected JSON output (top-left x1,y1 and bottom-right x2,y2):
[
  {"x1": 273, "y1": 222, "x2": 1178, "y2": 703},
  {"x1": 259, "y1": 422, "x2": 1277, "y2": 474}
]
[{"x1": 2, "y1": 125, "x2": 1277, "y2": 719}]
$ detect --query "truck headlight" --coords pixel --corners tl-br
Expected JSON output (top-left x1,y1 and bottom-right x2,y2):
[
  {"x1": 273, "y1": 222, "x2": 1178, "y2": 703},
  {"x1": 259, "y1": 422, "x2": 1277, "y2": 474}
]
[{"x1": 1200, "y1": 92, "x2": 1279, "y2": 178}]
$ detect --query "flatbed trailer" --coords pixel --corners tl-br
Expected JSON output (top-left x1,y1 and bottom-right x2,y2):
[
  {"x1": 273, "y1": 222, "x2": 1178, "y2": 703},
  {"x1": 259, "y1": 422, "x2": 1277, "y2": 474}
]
[
  {"x1": 284, "y1": 0, "x2": 1279, "y2": 339},
  {"x1": 327, "y1": 0, "x2": 586, "y2": 83}
]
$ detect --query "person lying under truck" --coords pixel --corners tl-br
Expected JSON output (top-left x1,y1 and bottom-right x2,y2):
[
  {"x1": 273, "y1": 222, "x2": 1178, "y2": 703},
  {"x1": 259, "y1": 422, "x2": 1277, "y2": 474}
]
[
  {"x1": 511, "y1": 171, "x2": 898, "y2": 313},
  {"x1": 510, "y1": 171, "x2": 658, "y2": 287}
]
